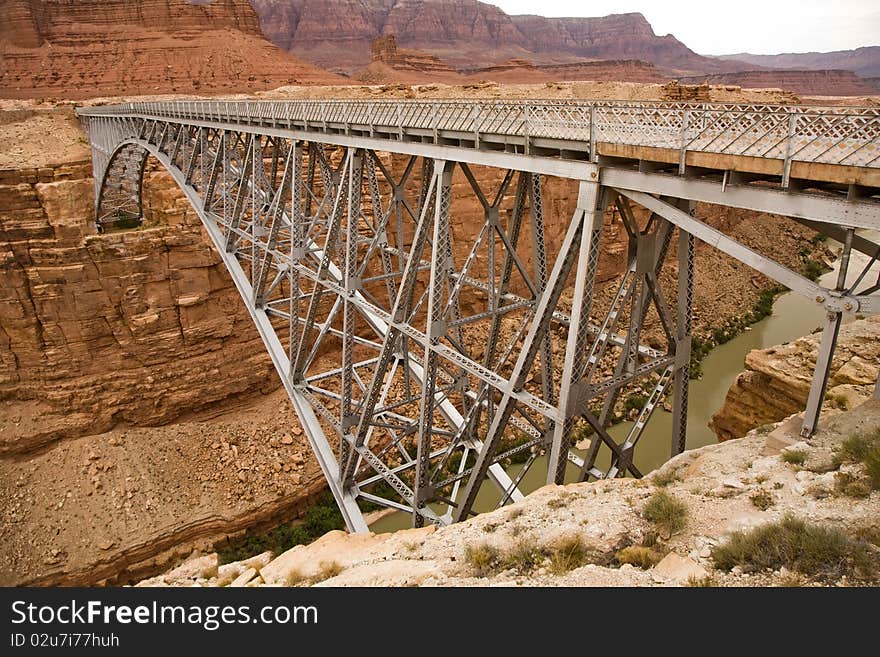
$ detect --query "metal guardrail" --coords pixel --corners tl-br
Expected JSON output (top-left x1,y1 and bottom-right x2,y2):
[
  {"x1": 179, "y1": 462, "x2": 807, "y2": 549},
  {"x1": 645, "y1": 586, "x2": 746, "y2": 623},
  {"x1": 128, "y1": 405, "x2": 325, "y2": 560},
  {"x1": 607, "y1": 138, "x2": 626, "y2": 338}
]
[{"x1": 79, "y1": 99, "x2": 880, "y2": 171}]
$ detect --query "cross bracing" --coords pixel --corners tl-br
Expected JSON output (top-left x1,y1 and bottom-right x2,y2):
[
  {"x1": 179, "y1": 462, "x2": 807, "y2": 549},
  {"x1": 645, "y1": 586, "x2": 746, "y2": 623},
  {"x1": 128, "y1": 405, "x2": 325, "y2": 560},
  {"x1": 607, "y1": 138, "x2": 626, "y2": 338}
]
[{"x1": 78, "y1": 100, "x2": 880, "y2": 531}]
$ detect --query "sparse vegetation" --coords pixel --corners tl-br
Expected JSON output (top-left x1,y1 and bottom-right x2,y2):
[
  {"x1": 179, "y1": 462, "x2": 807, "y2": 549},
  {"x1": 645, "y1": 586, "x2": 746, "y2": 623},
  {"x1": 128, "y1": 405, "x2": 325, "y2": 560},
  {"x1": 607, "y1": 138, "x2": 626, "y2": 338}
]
[
  {"x1": 835, "y1": 430, "x2": 880, "y2": 490},
  {"x1": 503, "y1": 539, "x2": 544, "y2": 572},
  {"x1": 865, "y1": 450, "x2": 880, "y2": 490},
  {"x1": 548, "y1": 535, "x2": 590, "y2": 575},
  {"x1": 464, "y1": 543, "x2": 501, "y2": 577},
  {"x1": 218, "y1": 493, "x2": 344, "y2": 564},
  {"x1": 616, "y1": 545, "x2": 664, "y2": 569},
  {"x1": 749, "y1": 489, "x2": 775, "y2": 510},
  {"x1": 642, "y1": 490, "x2": 688, "y2": 538},
  {"x1": 285, "y1": 569, "x2": 307, "y2": 586},
  {"x1": 838, "y1": 432, "x2": 877, "y2": 463},
  {"x1": 624, "y1": 394, "x2": 648, "y2": 415},
  {"x1": 776, "y1": 571, "x2": 808, "y2": 587},
  {"x1": 834, "y1": 472, "x2": 871, "y2": 499},
  {"x1": 466, "y1": 534, "x2": 595, "y2": 577},
  {"x1": 803, "y1": 258, "x2": 827, "y2": 282},
  {"x1": 711, "y1": 514, "x2": 876, "y2": 581},
  {"x1": 547, "y1": 491, "x2": 576, "y2": 509},
  {"x1": 685, "y1": 575, "x2": 717, "y2": 587},
  {"x1": 781, "y1": 449, "x2": 808, "y2": 466},
  {"x1": 316, "y1": 560, "x2": 343, "y2": 581},
  {"x1": 651, "y1": 466, "x2": 682, "y2": 488}
]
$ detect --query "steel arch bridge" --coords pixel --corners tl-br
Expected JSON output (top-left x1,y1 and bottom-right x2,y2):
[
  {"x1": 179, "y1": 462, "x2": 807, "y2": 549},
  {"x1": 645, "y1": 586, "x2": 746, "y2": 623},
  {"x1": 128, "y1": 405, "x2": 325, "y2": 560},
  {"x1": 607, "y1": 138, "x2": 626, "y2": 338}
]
[{"x1": 78, "y1": 99, "x2": 880, "y2": 532}]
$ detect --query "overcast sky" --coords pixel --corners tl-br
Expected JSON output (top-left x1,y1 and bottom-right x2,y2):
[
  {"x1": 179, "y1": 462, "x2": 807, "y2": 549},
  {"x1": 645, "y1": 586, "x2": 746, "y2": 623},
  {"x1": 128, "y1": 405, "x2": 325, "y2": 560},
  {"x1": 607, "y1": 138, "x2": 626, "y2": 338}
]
[{"x1": 491, "y1": 1, "x2": 880, "y2": 55}]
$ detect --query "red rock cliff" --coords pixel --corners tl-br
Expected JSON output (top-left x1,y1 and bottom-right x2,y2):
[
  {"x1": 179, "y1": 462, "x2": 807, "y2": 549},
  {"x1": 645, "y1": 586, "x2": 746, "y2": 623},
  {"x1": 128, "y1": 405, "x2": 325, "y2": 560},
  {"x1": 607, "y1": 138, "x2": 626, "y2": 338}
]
[{"x1": 0, "y1": 0, "x2": 343, "y2": 99}]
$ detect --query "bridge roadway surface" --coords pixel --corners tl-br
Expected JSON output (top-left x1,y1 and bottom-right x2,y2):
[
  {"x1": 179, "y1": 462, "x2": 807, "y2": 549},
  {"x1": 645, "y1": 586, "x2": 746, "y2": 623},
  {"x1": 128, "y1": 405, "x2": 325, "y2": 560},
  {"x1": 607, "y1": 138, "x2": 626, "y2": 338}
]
[{"x1": 78, "y1": 99, "x2": 880, "y2": 531}]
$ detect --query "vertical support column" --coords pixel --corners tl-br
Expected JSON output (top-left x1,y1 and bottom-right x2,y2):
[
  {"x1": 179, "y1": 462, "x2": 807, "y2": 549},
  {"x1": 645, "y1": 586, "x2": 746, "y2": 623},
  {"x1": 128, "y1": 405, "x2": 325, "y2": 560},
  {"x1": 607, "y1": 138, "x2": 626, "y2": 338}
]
[
  {"x1": 456, "y1": 177, "x2": 596, "y2": 521},
  {"x1": 529, "y1": 174, "x2": 555, "y2": 408},
  {"x1": 414, "y1": 160, "x2": 453, "y2": 527},
  {"x1": 340, "y1": 149, "x2": 363, "y2": 474},
  {"x1": 288, "y1": 142, "x2": 304, "y2": 381},
  {"x1": 546, "y1": 181, "x2": 607, "y2": 485},
  {"x1": 671, "y1": 201, "x2": 696, "y2": 457},
  {"x1": 801, "y1": 228, "x2": 854, "y2": 437}
]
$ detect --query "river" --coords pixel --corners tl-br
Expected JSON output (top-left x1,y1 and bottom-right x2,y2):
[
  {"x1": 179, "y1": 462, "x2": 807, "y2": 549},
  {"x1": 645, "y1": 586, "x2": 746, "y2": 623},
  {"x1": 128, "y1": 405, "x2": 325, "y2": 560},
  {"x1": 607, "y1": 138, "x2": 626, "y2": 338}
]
[{"x1": 370, "y1": 232, "x2": 879, "y2": 532}]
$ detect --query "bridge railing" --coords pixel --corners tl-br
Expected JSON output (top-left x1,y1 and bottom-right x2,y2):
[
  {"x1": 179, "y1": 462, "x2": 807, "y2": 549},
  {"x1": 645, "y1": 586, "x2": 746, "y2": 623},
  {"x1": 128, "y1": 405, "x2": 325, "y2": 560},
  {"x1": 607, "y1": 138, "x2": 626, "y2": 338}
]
[{"x1": 79, "y1": 99, "x2": 880, "y2": 169}]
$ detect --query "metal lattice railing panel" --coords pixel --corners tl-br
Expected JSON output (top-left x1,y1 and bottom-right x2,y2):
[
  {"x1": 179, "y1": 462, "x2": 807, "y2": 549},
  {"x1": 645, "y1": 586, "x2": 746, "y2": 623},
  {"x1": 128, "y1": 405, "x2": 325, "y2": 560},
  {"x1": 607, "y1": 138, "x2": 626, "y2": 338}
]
[{"x1": 81, "y1": 98, "x2": 880, "y2": 169}]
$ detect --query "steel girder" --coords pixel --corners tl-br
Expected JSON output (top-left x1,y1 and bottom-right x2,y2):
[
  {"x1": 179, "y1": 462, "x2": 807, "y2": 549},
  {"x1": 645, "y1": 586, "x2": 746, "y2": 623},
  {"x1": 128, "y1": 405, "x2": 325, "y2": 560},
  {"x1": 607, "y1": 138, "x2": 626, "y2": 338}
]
[{"x1": 84, "y1": 112, "x2": 880, "y2": 532}]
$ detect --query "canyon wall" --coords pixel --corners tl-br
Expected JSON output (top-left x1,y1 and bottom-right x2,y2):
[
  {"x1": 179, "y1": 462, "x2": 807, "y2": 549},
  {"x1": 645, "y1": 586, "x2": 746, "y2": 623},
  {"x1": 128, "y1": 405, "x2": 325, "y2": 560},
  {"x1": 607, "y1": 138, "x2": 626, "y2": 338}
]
[
  {"x1": 679, "y1": 70, "x2": 878, "y2": 97},
  {"x1": 248, "y1": 1, "x2": 739, "y2": 74},
  {"x1": 0, "y1": 88, "x2": 825, "y2": 586},
  {"x1": 0, "y1": 0, "x2": 344, "y2": 99},
  {"x1": 0, "y1": 109, "x2": 278, "y2": 454},
  {"x1": 710, "y1": 315, "x2": 880, "y2": 441},
  {"x1": 718, "y1": 46, "x2": 880, "y2": 79}
]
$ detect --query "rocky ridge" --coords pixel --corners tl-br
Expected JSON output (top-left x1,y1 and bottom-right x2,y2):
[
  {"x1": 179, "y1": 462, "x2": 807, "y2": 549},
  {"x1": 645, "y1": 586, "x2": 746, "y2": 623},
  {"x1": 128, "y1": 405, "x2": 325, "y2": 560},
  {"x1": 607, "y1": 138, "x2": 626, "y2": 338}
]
[{"x1": 249, "y1": 1, "x2": 744, "y2": 74}]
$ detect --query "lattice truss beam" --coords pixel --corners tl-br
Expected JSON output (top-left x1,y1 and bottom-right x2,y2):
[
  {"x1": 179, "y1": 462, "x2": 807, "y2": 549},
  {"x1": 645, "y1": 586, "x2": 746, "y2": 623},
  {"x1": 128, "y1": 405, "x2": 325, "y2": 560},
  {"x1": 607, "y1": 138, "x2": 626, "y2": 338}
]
[{"x1": 87, "y1": 115, "x2": 880, "y2": 531}]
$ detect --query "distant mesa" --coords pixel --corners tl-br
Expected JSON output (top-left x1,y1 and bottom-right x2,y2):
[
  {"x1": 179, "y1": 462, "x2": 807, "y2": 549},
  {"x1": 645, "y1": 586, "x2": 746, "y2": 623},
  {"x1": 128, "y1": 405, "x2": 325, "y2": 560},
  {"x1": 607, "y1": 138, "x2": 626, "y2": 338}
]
[
  {"x1": 0, "y1": 0, "x2": 877, "y2": 99},
  {"x1": 678, "y1": 69, "x2": 879, "y2": 97}
]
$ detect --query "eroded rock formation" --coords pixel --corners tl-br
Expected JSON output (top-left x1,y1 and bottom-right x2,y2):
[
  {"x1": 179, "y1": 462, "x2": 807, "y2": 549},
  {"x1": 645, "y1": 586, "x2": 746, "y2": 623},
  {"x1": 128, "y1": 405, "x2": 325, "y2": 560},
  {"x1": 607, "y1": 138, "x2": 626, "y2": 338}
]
[
  {"x1": 710, "y1": 315, "x2": 880, "y2": 441},
  {"x1": 0, "y1": 0, "x2": 344, "y2": 99},
  {"x1": 248, "y1": 1, "x2": 745, "y2": 74},
  {"x1": 0, "y1": 109, "x2": 277, "y2": 454}
]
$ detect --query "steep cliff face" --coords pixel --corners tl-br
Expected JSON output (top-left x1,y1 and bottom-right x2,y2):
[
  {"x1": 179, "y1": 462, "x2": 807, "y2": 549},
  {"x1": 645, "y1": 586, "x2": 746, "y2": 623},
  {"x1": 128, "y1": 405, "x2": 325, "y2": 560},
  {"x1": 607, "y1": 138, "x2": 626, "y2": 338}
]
[
  {"x1": 0, "y1": 0, "x2": 343, "y2": 99},
  {"x1": 509, "y1": 12, "x2": 725, "y2": 74},
  {"x1": 1, "y1": 0, "x2": 264, "y2": 46},
  {"x1": 249, "y1": 1, "x2": 751, "y2": 75},
  {"x1": 679, "y1": 70, "x2": 878, "y2": 97},
  {"x1": 0, "y1": 109, "x2": 279, "y2": 454},
  {"x1": 710, "y1": 315, "x2": 880, "y2": 442}
]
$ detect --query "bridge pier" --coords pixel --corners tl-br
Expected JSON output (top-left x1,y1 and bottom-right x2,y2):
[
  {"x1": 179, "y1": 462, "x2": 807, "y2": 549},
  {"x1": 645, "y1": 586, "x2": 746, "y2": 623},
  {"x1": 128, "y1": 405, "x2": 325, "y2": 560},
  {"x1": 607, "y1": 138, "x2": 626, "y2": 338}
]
[{"x1": 78, "y1": 99, "x2": 880, "y2": 531}]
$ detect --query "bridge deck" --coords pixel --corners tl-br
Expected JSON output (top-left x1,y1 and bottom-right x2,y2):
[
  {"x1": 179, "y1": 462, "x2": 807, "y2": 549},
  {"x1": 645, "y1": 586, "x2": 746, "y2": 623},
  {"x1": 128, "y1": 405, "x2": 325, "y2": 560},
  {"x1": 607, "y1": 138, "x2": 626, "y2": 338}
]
[{"x1": 79, "y1": 99, "x2": 880, "y2": 190}]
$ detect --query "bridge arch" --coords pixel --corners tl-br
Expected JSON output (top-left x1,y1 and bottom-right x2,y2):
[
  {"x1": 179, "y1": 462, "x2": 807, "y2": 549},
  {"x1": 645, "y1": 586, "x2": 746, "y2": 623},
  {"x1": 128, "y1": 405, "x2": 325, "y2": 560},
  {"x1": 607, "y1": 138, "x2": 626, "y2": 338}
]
[{"x1": 95, "y1": 141, "x2": 150, "y2": 232}]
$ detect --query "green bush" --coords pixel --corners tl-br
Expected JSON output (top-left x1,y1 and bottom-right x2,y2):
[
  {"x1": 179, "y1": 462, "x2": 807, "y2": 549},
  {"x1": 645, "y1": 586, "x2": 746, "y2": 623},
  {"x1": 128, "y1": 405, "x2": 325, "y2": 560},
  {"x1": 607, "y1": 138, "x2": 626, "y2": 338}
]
[
  {"x1": 217, "y1": 493, "x2": 344, "y2": 564},
  {"x1": 642, "y1": 490, "x2": 688, "y2": 537},
  {"x1": 803, "y1": 259, "x2": 827, "y2": 282},
  {"x1": 781, "y1": 449, "x2": 808, "y2": 466},
  {"x1": 711, "y1": 514, "x2": 876, "y2": 581},
  {"x1": 624, "y1": 394, "x2": 648, "y2": 414}
]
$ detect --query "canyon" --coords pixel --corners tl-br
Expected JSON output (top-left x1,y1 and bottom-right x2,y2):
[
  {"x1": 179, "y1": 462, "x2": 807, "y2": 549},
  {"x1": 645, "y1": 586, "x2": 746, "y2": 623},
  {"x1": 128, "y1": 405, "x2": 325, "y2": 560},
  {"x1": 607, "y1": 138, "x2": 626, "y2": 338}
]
[
  {"x1": 0, "y1": 82, "x2": 834, "y2": 585},
  {"x1": 249, "y1": 1, "x2": 742, "y2": 74},
  {"x1": 0, "y1": 2, "x2": 877, "y2": 589}
]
